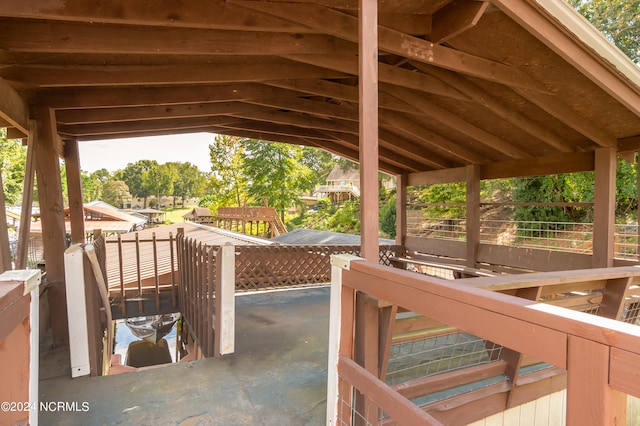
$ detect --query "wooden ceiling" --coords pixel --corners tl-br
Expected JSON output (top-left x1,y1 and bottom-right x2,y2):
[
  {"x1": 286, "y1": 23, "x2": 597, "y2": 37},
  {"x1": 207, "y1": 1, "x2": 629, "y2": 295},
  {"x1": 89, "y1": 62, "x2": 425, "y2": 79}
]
[{"x1": 1, "y1": 0, "x2": 640, "y2": 175}]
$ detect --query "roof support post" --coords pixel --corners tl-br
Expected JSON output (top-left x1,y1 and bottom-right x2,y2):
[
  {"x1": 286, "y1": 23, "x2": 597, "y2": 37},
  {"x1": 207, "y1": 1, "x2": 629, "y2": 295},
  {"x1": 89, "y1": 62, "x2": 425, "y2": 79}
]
[
  {"x1": 0, "y1": 172, "x2": 11, "y2": 273},
  {"x1": 593, "y1": 147, "x2": 616, "y2": 268},
  {"x1": 359, "y1": 0, "x2": 379, "y2": 262},
  {"x1": 395, "y1": 173, "x2": 407, "y2": 247},
  {"x1": 15, "y1": 120, "x2": 37, "y2": 270},
  {"x1": 32, "y1": 105, "x2": 69, "y2": 346},
  {"x1": 466, "y1": 164, "x2": 481, "y2": 268},
  {"x1": 64, "y1": 138, "x2": 85, "y2": 245}
]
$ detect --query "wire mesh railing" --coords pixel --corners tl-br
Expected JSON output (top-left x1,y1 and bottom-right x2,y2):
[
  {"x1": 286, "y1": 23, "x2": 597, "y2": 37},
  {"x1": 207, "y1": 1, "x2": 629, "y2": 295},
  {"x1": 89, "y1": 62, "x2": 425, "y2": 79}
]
[{"x1": 406, "y1": 211, "x2": 640, "y2": 260}]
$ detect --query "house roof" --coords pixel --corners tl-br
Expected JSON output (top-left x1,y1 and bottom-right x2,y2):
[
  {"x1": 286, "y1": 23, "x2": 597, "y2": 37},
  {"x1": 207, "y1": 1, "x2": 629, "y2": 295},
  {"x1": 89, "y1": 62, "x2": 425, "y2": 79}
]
[
  {"x1": 31, "y1": 204, "x2": 146, "y2": 225},
  {"x1": 183, "y1": 208, "x2": 213, "y2": 219},
  {"x1": 326, "y1": 165, "x2": 360, "y2": 182},
  {"x1": 271, "y1": 228, "x2": 394, "y2": 246},
  {"x1": 0, "y1": 1, "x2": 639, "y2": 176},
  {"x1": 104, "y1": 222, "x2": 271, "y2": 288}
]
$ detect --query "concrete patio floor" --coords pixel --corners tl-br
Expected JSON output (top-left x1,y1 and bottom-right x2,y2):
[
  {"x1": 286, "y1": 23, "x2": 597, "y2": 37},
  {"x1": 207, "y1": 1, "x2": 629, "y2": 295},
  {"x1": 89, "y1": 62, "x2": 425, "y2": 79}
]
[{"x1": 39, "y1": 286, "x2": 330, "y2": 425}]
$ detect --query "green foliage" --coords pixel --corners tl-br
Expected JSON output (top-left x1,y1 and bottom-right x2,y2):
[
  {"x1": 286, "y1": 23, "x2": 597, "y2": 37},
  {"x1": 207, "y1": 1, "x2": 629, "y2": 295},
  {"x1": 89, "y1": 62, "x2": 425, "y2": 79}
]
[
  {"x1": 327, "y1": 200, "x2": 361, "y2": 233},
  {"x1": 170, "y1": 162, "x2": 207, "y2": 207},
  {"x1": 417, "y1": 182, "x2": 467, "y2": 218},
  {"x1": 0, "y1": 130, "x2": 27, "y2": 205},
  {"x1": 568, "y1": 0, "x2": 640, "y2": 63},
  {"x1": 101, "y1": 180, "x2": 130, "y2": 208},
  {"x1": 120, "y1": 160, "x2": 157, "y2": 207},
  {"x1": 207, "y1": 135, "x2": 247, "y2": 208},
  {"x1": 241, "y1": 139, "x2": 314, "y2": 219},
  {"x1": 380, "y1": 195, "x2": 396, "y2": 238}
]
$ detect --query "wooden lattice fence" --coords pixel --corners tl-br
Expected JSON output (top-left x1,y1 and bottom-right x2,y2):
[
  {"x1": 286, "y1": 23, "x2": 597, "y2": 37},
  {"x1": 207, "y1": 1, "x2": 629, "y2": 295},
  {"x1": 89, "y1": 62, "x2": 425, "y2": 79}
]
[{"x1": 234, "y1": 245, "x2": 400, "y2": 291}]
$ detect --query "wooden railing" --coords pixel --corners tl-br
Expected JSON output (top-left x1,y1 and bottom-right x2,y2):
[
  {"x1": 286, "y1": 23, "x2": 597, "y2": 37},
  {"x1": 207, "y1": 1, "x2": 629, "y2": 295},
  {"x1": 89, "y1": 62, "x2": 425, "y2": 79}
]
[
  {"x1": 328, "y1": 258, "x2": 640, "y2": 425},
  {"x1": 216, "y1": 207, "x2": 287, "y2": 237}
]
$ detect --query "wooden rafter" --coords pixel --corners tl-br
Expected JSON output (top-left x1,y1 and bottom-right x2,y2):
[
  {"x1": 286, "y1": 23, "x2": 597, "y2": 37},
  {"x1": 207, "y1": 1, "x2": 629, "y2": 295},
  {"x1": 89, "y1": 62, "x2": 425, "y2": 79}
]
[{"x1": 430, "y1": 0, "x2": 489, "y2": 44}]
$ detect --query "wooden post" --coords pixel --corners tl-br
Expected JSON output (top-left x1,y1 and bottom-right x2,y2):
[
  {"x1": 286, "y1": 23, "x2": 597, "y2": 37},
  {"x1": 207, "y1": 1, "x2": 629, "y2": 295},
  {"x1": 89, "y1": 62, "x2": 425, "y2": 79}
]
[
  {"x1": 395, "y1": 174, "x2": 407, "y2": 247},
  {"x1": 15, "y1": 120, "x2": 37, "y2": 270},
  {"x1": 0, "y1": 172, "x2": 11, "y2": 273},
  {"x1": 214, "y1": 243, "x2": 235, "y2": 356},
  {"x1": 63, "y1": 138, "x2": 85, "y2": 245},
  {"x1": 566, "y1": 335, "x2": 626, "y2": 425},
  {"x1": 327, "y1": 254, "x2": 360, "y2": 426},
  {"x1": 355, "y1": 292, "x2": 380, "y2": 424},
  {"x1": 466, "y1": 164, "x2": 481, "y2": 268},
  {"x1": 593, "y1": 147, "x2": 616, "y2": 268},
  {"x1": 359, "y1": 0, "x2": 379, "y2": 262},
  {"x1": 33, "y1": 105, "x2": 68, "y2": 346}
]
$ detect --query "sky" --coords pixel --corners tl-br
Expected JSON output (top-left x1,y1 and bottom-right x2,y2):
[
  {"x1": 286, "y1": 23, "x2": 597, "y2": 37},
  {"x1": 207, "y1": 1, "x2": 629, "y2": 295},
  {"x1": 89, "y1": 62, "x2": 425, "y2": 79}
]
[{"x1": 77, "y1": 132, "x2": 215, "y2": 173}]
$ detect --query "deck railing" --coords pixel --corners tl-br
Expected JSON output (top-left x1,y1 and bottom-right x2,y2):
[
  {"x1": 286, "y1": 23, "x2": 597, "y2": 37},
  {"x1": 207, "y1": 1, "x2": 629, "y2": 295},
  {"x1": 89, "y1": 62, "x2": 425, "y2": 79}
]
[{"x1": 328, "y1": 258, "x2": 640, "y2": 425}]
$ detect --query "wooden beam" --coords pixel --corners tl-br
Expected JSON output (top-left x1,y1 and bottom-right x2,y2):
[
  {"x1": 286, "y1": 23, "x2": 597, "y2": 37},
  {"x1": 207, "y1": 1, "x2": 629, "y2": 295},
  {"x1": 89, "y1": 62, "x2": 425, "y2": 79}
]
[
  {"x1": 0, "y1": 0, "x2": 311, "y2": 32},
  {"x1": 246, "y1": 97, "x2": 359, "y2": 122},
  {"x1": 411, "y1": 63, "x2": 575, "y2": 153},
  {"x1": 32, "y1": 105, "x2": 68, "y2": 346},
  {"x1": 383, "y1": 85, "x2": 530, "y2": 160},
  {"x1": 408, "y1": 167, "x2": 467, "y2": 186},
  {"x1": 359, "y1": 0, "x2": 379, "y2": 263},
  {"x1": 284, "y1": 54, "x2": 469, "y2": 100},
  {"x1": 15, "y1": 120, "x2": 36, "y2": 270},
  {"x1": 618, "y1": 135, "x2": 640, "y2": 153},
  {"x1": 1, "y1": 61, "x2": 347, "y2": 87},
  {"x1": 37, "y1": 84, "x2": 303, "y2": 109},
  {"x1": 431, "y1": 0, "x2": 489, "y2": 44},
  {"x1": 566, "y1": 336, "x2": 627, "y2": 425},
  {"x1": 466, "y1": 164, "x2": 481, "y2": 268},
  {"x1": 396, "y1": 174, "x2": 407, "y2": 246},
  {"x1": 593, "y1": 147, "x2": 616, "y2": 268},
  {"x1": 63, "y1": 138, "x2": 85, "y2": 245},
  {"x1": 482, "y1": 151, "x2": 595, "y2": 180},
  {"x1": 0, "y1": 20, "x2": 353, "y2": 55},
  {"x1": 378, "y1": 129, "x2": 453, "y2": 169},
  {"x1": 235, "y1": 1, "x2": 551, "y2": 93},
  {"x1": 0, "y1": 77, "x2": 28, "y2": 135},
  {"x1": 55, "y1": 102, "x2": 260, "y2": 125}
]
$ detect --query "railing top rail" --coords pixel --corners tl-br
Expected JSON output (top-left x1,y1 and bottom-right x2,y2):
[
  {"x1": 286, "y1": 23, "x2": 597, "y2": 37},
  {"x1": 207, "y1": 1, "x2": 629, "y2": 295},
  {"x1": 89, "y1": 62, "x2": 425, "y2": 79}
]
[{"x1": 344, "y1": 261, "x2": 640, "y2": 367}]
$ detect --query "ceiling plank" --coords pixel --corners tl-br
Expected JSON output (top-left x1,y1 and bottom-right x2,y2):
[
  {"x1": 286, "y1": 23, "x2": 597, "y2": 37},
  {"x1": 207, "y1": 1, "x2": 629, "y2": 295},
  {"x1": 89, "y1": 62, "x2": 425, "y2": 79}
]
[
  {"x1": 0, "y1": 0, "x2": 313, "y2": 32},
  {"x1": 246, "y1": 97, "x2": 359, "y2": 121},
  {"x1": 378, "y1": 129, "x2": 453, "y2": 170},
  {"x1": 0, "y1": 77, "x2": 28, "y2": 135},
  {"x1": 234, "y1": 1, "x2": 551, "y2": 93},
  {"x1": 430, "y1": 0, "x2": 489, "y2": 44},
  {"x1": 2, "y1": 61, "x2": 347, "y2": 87},
  {"x1": 412, "y1": 63, "x2": 575, "y2": 153},
  {"x1": 382, "y1": 85, "x2": 530, "y2": 160},
  {"x1": 0, "y1": 20, "x2": 353, "y2": 56},
  {"x1": 34, "y1": 84, "x2": 305, "y2": 109},
  {"x1": 230, "y1": 107, "x2": 358, "y2": 134},
  {"x1": 284, "y1": 54, "x2": 469, "y2": 100}
]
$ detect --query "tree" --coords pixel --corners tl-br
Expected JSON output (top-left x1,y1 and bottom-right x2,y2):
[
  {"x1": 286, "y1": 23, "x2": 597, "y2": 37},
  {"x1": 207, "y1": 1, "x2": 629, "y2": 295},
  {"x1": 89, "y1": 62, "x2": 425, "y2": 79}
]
[
  {"x1": 299, "y1": 147, "x2": 338, "y2": 187},
  {"x1": 207, "y1": 135, "x2": 248, "y2": 208},
  {"x1": 144, "y1": 162, "x2": 176, "y2": 208},
  {"x1": 170, "y1": 162, "x2": 207, "y2": 207},
  {"x1": 0, "y1": 131, "x2": 27, "y2": 205},
  {"x1": 81, "y1": 168, "x2": 111, "y2": 202},
  {"x1": 120, "y1": 160, "x2": 157, "y2": 208},
  {"x1": 102, "y1": 180, "x2": 131, "y2": 208},
  {"x1": 241, "y1": 139, "x2": 314, "y2": 220},
  {"x1": 568, "y1": 0, "x2": 640, "y2": 63}
]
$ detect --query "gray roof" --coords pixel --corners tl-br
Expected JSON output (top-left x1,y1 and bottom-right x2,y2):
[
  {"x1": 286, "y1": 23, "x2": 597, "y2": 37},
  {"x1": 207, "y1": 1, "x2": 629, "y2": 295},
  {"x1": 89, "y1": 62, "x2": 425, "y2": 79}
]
[{"x1": 271, "y1": 228, "x2": 394, "y2": 245}]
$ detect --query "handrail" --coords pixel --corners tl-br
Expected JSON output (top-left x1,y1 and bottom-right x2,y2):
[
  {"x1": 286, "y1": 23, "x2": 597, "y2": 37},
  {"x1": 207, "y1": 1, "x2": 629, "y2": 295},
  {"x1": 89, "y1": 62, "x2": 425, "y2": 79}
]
[{"x1": 333, "y1": 259, "x2": 640, "y2": 424}]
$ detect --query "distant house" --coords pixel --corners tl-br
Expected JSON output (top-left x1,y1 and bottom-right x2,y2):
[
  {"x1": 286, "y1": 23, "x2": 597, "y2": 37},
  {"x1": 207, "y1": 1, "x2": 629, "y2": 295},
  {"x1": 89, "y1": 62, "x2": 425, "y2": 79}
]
[
  {"x1": 183, "y1": 207, "x2": 213, "y2": 224},
  {"x1": 315, "y1": 165, "x2": 361, "y2": 204}
]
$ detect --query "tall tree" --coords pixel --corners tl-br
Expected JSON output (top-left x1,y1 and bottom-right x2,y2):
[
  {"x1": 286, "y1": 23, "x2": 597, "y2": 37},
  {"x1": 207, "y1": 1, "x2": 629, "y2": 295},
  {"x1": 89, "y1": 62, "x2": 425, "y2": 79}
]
[
  {"x1": 144, "y1": 162, "x2": 176, "y2": 208},
  {"x1": 120, "y1": 160, "x2": 157, "y2": 208},
  {"x1": 170, "y1": 162, "x2": 207, "y2": 207},
  {"x1": 207, "y1": 135, "x2": 247, "y2": 208},
  {"x1": 242, "y1": 139, "x2": 313, "y2": 220},
  {"x1": 101, "y1": 180, "x2": 131, "y2": 208}
]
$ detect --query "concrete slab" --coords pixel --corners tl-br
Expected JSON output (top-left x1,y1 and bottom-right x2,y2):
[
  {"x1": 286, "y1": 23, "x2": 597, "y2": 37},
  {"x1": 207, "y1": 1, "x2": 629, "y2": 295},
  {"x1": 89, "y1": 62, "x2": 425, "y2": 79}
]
[{"x1": 39, "y1": 286, "x2": 330, "y2": 425}]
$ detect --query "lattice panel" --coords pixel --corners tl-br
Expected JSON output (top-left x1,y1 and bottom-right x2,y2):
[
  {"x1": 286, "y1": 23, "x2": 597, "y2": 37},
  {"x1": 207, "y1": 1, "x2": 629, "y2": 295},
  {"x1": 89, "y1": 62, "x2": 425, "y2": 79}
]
[{"x1": 234, "y1": 245, "x2": 401, "y2": 291}]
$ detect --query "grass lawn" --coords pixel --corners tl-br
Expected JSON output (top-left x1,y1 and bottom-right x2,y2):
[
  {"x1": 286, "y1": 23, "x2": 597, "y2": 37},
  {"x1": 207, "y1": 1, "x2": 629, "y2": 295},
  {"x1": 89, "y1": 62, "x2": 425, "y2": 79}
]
[{"x1": 162, "y1": 205, "x2": 199, "y2": 224}]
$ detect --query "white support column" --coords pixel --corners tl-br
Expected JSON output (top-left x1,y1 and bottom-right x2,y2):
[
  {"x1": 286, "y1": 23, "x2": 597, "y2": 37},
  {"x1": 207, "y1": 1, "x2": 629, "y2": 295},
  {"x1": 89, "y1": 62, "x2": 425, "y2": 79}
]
[
  {"x1": 63, "y1": 245, "x2": 90, "y2": 377},
  {"x1": 215, "y1": 243, "x2": 235, "y2": 355},
  {"x1": 327, "y1": 253, "x2": 362, "y2": 425}
]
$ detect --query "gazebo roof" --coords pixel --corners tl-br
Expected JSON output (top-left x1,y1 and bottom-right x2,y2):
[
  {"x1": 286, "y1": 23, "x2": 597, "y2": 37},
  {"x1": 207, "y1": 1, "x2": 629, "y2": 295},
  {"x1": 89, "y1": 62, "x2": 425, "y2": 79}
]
[{"x1": 0, "y1": 0, "x2": 639, "y2": 175}]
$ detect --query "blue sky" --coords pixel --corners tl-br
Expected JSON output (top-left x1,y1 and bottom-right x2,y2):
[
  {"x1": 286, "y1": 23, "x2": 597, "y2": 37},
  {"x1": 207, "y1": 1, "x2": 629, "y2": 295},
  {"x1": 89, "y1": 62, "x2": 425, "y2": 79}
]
[{"x1": 77, "y1": 132, "x2": 215, "y2": 173}]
